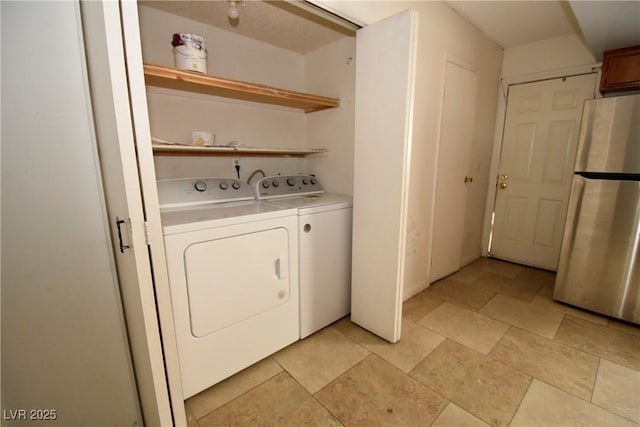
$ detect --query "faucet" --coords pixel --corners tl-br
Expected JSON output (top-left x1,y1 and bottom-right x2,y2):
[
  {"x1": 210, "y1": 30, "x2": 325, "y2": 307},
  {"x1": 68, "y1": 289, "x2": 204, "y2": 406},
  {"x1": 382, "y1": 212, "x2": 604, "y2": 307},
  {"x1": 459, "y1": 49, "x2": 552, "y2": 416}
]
[{"x1": 247, "y1": 169, "x2": 266, "y2": 185}]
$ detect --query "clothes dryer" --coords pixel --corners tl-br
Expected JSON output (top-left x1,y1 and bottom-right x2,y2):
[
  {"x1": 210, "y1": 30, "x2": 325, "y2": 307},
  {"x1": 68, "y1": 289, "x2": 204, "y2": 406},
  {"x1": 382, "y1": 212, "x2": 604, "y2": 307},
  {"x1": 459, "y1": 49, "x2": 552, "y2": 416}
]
[{"x1": 158, "y1": 177, "x2": 298, "y2": 398}]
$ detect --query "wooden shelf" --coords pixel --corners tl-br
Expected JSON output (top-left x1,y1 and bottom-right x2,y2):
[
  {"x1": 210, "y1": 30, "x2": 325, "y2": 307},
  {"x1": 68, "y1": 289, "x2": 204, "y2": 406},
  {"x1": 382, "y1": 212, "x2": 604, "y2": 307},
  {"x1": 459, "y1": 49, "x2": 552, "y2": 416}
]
[
  {"x1": 143, "y1": 63, "x2": 340, "y2": 113},
  {"x1": 152, "y1": 144, "x2": 327, "y2": 158}
]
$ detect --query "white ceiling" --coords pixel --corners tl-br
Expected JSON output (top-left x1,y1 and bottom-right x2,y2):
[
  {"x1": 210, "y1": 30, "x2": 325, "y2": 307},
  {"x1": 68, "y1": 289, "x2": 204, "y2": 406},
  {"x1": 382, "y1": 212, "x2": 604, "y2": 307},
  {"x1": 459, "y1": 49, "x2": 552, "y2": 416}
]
[
  {"x1": 445, "y1": 1, "x2": 580, "y2": 48},
  {"x1": 569, "y1": 1, "x2": 640, "y2": 60},
  {"x1": 446, "y1": 0, "x2": 640, "y2": 59},
  {"x1": 141, "y1": 0, "x2": 355, "y2": 54},
  {"x1": 143, "y1": 1, "x2": 639, "y2": 59}
]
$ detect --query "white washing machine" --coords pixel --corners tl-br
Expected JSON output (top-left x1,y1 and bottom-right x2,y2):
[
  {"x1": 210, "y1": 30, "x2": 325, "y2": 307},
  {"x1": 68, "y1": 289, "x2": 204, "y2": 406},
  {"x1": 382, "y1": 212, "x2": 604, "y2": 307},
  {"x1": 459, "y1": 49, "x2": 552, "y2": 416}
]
[
  {"x1": 158, "y1": 177, "x2": 299, "y2": 398},
  {"x1": 253, "y1": 175, "x2": 352, "y2": 338}
]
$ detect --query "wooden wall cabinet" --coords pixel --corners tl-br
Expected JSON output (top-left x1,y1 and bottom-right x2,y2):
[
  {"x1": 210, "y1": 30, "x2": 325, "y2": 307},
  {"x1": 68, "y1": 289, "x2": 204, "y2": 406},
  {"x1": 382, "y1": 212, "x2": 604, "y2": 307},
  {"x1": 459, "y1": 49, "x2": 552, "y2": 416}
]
[{"x1": 600, "y1": 45, "x2": 640, "y2": 94}]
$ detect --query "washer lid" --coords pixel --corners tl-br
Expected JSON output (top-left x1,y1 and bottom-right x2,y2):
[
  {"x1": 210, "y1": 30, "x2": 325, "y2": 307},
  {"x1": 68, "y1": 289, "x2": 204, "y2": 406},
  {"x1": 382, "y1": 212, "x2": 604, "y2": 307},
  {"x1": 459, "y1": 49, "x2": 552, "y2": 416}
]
[
  {"x1": 268, "y1": 193, "x2": 353, "y2": 214},
  {"x1": 161, "y1": 201, "x2": 296, "y2": 235}
]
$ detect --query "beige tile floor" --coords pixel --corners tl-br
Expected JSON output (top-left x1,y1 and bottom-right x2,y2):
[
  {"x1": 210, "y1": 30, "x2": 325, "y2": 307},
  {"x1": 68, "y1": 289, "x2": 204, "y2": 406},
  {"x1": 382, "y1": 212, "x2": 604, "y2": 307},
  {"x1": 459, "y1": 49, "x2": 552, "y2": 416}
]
[{"x1": 186, "y1": 258, "x2": 640, "y2": 427}]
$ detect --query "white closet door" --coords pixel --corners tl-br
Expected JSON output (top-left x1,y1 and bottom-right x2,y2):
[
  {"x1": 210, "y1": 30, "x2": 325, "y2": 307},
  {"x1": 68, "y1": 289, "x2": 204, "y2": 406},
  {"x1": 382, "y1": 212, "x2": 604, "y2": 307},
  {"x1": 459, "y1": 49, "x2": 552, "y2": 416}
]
[
  {"x1": 79, "y1": 1, "x2": 173, "y2": 425},
  {"x1": 431, "y1": 61, "x2": 478, "y2": 282},
  {"x1": 351, "y1": 9, "x2": 418, "y2": 343}
]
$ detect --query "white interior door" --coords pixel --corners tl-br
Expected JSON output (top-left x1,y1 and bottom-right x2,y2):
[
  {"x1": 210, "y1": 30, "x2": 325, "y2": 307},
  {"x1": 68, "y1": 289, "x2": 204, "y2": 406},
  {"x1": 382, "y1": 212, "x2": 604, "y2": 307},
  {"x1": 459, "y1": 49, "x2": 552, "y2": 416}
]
[
  {"x1": 490, "y1": 74, "x2": 596, "y2": 270},
  {"x1": 351, "y1": 9, "x2": 418, "y2": 343},
  {"x1": 431, "y1": 61, "x2": 478, "y2": 283},
  {"x1": 80, "y1": 1, "x2": 173, "y2": 425}
]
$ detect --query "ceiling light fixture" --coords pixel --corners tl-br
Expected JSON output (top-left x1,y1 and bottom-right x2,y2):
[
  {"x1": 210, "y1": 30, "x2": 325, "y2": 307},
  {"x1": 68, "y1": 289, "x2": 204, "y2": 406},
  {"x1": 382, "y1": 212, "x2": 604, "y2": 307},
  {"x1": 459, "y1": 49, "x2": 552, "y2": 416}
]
[{"x1": 228, "y1": 1, "x2": 240, "y2": 20}]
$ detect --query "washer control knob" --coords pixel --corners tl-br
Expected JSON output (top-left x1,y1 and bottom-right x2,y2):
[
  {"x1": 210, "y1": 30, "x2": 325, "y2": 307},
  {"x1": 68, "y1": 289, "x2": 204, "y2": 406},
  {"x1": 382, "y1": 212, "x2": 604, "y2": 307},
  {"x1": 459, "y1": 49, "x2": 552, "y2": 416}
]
[
  {"x1": 310, "y1": 178, "x2": 317, "y2": 185},
  {"x1": 194, "y1": 180, "x2": 207, "y2": 192},
  {"x1": 286, "y1": 178, "x2": 296, "y2": 186},
  {"x1": 302, "y1": 178, "x2": 309, "y2": 185},
  {"x1": 232, "y1": 181, "x2": 241, "y2": 190},
  {"x1": 272, "y1": 180, "x2": 279, "y2": 188},
  {"x1": 219, "y1": 181, "x2": 229, "y2": 190},
  {"x1": 262, "y1": 181, "x2": 271, "y2": 189}
]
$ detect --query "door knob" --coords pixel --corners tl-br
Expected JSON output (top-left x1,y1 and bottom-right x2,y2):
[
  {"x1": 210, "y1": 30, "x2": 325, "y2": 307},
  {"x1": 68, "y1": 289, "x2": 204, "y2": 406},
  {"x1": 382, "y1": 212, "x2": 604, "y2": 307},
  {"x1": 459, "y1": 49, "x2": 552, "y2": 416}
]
[
  {"x1": 464, "y1": 176, "x2": 473, "y2": 183},
  {"x1": 500, "y1": 174, "x2": 509, "y2": 181},
  {"x1": 499, "y1": 182, "x2": 508, "y2": 189}
]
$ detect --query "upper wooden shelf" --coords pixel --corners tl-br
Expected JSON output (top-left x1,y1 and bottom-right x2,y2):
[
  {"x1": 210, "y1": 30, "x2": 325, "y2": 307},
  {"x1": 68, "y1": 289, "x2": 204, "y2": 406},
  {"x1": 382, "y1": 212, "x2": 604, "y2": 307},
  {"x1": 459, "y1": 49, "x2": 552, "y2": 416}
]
[{"x1": 143, "y1": 63, "x2": 340, "y2": 113}]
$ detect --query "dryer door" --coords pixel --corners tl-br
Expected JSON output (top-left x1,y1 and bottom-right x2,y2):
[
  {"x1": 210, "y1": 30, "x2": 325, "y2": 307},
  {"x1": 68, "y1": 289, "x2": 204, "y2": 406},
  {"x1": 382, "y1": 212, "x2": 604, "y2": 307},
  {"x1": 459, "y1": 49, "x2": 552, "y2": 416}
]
[{"x1": 185, "y1": 228, "x2": 291, "y2": 337}]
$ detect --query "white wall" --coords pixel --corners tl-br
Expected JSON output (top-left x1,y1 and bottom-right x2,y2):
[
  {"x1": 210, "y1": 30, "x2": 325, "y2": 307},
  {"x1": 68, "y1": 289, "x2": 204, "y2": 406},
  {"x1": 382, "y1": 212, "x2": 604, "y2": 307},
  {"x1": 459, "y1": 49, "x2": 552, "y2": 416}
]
[
  {"x1": 502, "y1": 33, "x2": 596, "y2": 79},
  {"x1": 138, "y1": 5, "x2": 305, "y2": 89},
  {"x1": 316, "y1": 1, "x2": 503, "y2": 297},
  {"x1": 1, "y1": 2, "x2": 141, "y2": 425},
  {"x1": 305, "y1": 37, "x2": 357, "y2": 195}
]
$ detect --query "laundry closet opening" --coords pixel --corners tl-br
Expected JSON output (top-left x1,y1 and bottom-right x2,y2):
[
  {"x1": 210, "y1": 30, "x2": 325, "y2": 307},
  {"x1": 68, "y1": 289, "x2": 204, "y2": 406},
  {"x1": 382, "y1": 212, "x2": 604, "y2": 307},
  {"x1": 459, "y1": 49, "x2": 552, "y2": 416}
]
[{"x1": 135, "y1": 0, "x2": 360, "y2": 412}]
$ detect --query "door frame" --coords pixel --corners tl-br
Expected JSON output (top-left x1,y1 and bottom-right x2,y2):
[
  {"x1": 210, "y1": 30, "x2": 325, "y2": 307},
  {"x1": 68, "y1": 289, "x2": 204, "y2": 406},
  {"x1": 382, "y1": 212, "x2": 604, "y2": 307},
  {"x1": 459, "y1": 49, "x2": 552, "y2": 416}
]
[
  {"x1": 79, "y1": 1, "x2": 173, "y2": 425},
  {"x1": 113, "y1": 1, "x2": 419, "y2": 425},
  {"x1": 480, "y1": 63, "x2": 602, "y2": 258}
]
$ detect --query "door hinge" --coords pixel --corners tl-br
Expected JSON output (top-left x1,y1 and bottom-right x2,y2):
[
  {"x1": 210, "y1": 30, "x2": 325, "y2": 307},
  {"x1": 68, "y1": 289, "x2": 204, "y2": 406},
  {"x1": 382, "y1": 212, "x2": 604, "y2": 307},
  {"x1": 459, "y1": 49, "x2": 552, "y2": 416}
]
[{"x1": 144, "y1": 221, "x2": 152, "y2": 246}]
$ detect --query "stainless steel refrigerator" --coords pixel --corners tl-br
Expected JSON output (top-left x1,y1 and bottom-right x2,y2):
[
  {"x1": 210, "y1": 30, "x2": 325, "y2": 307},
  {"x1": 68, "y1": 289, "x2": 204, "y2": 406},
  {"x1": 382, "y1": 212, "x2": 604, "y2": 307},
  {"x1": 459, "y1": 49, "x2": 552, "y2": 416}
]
[{"x1": 554, "y1": 93, "x2": 640, "y2": 324}]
